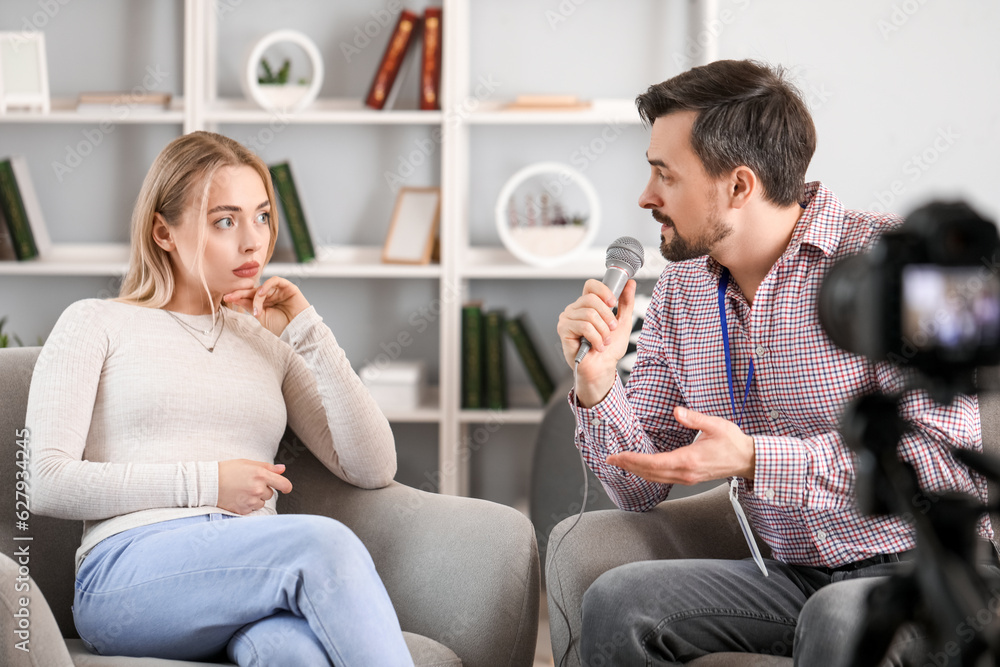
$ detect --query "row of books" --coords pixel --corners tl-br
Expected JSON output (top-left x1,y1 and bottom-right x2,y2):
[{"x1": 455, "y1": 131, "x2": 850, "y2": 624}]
[
  {"x1": 462, "y1": 303, "x2": 557, "y2": 410},
  {"x1": 365, "y1": 7, "x2": 442, "y2": 111},
  {"x1": 0, "y1": 156, "x2": 51, "y2": 261}
]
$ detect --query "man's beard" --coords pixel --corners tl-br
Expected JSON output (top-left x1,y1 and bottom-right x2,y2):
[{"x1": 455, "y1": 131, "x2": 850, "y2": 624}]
[{"x1": 655, "y1": 209, "x2": 732, "y2": 262}]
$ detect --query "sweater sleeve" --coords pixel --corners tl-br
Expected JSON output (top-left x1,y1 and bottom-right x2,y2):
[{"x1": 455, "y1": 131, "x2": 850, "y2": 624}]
[
  {"x1": 27, "y1": 300, "x2": 219, "y2": 520},
  {"x1": 280, "y1": 306, "x2": 397, "y2": 489}
]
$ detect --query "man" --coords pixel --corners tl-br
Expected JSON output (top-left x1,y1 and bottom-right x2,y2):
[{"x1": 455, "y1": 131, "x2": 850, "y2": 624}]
[{"x1": 555, "y1": 59, "x2": 989, "y2": 665}]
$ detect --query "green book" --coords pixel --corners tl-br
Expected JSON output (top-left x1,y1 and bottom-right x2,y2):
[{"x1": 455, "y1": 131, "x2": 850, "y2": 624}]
[
  {"x1": 0, "y1": 197, "x2": 17, "y2": 260},
  {"x1": 483, "y1": 309, "x2": 507, "y2": 410},
  {"x1": 0, "y1": 159, "x2": 38, "y2": 260},
  {"x1": 269, "y1": 162, "x2": 315, "y2": 263},
  {"x1": 505, "y1": 314, "x2": 555, "y2": 404},
  {"x1": 461, "y1": 302, "x2": 485, "y2": 409}
]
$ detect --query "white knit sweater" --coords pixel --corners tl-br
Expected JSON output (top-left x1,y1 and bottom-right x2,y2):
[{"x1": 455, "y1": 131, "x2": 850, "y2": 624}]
[{"x1": 25, "y1": 299, "x2": 397, "y2": 572}]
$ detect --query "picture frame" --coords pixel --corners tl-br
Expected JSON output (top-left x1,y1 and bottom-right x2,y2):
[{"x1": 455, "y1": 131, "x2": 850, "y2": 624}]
[
  {"x1": 382, "y1": 187, "x2": 441, "y2": 264},
  {"x1": 494, "y1": 161, "x2": 600, "y2": 267},
  {"x1": 0, "y1": 32, "x2": 50, "y2": 114}
]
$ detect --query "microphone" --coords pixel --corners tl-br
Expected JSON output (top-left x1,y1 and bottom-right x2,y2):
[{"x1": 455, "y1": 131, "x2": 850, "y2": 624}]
[{"x1": 574, "y1": 236, "x2": 645, "y2": 364}]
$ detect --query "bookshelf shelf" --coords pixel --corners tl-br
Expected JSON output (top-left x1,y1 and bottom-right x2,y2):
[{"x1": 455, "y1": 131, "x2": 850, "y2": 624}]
[
  {"x1": 0, "y1": 0, "x2": 715, "y2": 499},
  {"x1": 0, "y1": 244, "x2": 441, "y2": 279},
  {"x1": 466, "y1": 98, "x2": 645, "y2": 126},
  {"x1": 380, "y1": 387, "x2": 442, "y2": 423},
  {"x1": 0, "y1": 97, "x2": 186, "y2": 124},
  {"x1": 204, "y1": 98, "x2": 444, "y2": 125},
  {"x1": 460, "y1": 246, "x2": 668, "y2": 280}
]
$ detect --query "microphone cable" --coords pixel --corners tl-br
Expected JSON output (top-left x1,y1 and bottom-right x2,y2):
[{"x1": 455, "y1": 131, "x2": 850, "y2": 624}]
[{"x1": 548, "y1": 358, "x2": 590, "y2": 667}]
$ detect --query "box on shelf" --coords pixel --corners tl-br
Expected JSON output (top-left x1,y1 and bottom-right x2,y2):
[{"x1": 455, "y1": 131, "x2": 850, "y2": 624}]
[{"x1": 359, "y1": 360, "x2": 427, "y2": 412}]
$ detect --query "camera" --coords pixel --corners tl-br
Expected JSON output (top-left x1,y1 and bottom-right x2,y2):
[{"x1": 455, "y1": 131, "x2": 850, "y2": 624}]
[
  {"x1": 816, "y1": 201, "x2": 1000, "y2": 667},
  {"x1": 819, "y1": 201, "x2": 1000, "y2": 396}
]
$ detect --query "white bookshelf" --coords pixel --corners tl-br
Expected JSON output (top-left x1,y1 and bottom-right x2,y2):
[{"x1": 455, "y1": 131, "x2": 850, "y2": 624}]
[{"x1": 0, "y1": 0, "x2": 716, "y2": 497}]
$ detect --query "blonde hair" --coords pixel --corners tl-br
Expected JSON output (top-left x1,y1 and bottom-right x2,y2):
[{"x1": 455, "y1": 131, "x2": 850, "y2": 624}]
[{"x1": 114, "y1": 131, "x2": 278, "y2": 320}]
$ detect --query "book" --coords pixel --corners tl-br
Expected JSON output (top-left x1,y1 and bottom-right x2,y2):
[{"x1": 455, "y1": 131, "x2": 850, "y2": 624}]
[
  {"x1": 419, "y1": 7, "x2": 443, "y2": 111},
  {"x1": 504, "y1": 94, "x2": 592, "y2": 111},
  {"x1": 76, "y1": 91, "x2": 172, "y2": 113},
  {"x1": 365, "y1": 9, "x2": 421, "y2": 110},
  {"x1": 0, "y1": 156, "x2": 51, "y2": 261},
  {"x1": 505, "y1": 314, "x2": 556, "y2": 404},
  {"x1": 268, "y1": 162, "x2": 315, "y2": 263},
  {"x1": 0, "y1": 202, "x2": 16, "y2": 260},
  {"x1": 461, "y1": 302, "x2": 485, "y2": 409},
  {"x1": 483, "y1": 309, "x2": 507, "y2": 410}
]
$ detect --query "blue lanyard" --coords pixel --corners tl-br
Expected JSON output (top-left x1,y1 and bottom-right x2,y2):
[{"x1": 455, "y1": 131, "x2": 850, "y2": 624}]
[{"x1": 718, "y1": 268, "x2": 754, "y2": 428}]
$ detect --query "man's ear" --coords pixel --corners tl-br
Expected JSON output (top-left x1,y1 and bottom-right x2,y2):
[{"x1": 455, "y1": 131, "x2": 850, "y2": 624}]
[
  {"x1": 728, "y1": 166, "x2": 758, "y2": 210},
  {"x1": 151, "y1": 213, "x2": 175, "y2": 252}
]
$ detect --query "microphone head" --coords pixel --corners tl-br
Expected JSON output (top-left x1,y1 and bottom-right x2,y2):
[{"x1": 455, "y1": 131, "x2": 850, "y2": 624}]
[{"x1": 606, "y1": 236, "x2": 644, "y2": 277}]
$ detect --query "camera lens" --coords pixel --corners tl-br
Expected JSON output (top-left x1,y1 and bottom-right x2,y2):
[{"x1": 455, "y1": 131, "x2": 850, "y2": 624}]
[{"x1": 817, "y1": 254, "x2": 878, "y2": 359}]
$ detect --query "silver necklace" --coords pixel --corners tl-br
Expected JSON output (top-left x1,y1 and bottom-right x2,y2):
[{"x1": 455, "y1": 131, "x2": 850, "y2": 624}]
[{"x1": 164, "y1": 307, "x2": 226, "y2": 353}]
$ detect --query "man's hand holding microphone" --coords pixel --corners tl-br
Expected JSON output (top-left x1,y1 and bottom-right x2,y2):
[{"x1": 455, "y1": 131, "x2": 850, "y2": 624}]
[
  {"x1": 557, "y1": 237, "x2": 643, "y2": 408},
  {"x1": 557, "y1": 236, "x2": 756, "y2": 484}
]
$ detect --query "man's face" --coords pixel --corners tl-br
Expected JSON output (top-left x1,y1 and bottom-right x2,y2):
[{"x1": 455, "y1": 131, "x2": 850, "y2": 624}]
[{"x1": 639, "y1": 111, "x2": 732, "y2": 262}]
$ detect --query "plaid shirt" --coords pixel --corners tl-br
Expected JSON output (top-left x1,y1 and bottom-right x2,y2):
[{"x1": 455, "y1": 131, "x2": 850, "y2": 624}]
[{"x1": 571, "y1": 181, "x2": 990, "y2": 567}]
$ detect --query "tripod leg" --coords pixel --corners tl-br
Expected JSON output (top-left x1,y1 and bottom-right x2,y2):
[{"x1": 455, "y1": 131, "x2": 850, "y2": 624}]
[{"x1": 849, "y1": 576, "x2": 918, "y2": 667}]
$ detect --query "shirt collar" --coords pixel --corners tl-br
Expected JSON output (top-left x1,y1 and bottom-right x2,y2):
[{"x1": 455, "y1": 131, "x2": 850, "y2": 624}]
[
  {"x1": 791, "y1": 181, "x2": 844, "y2": 258},
  {"x1": 698, "y1": 180, "x2": 844, "y2": 282}
]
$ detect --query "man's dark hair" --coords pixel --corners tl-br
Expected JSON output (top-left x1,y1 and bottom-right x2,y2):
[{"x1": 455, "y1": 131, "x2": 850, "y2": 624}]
[{"x1": 636, "y1": 59, "x2": 816, "y2": 207}]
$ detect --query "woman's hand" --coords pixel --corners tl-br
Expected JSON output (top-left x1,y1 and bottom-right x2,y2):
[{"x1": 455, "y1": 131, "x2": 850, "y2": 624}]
[
  {"x1": 224, "y1": 276, "x2": 310, "y2": 337},
  {"x1": 217, "y1": 459, "x2": 293, "y2": 515}
]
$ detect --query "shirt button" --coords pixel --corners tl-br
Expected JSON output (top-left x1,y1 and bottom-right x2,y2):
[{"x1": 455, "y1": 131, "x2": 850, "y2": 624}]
[
  {"x1": 816, "y1": 530, "x2": 827, "y2": 542},
  {"x1": 764, "y1": 489, "x2": 775, "y2": 500},
  {"x1": 590, "y1": 417, "x2": 602, "y2": 426},
  {"x1": 755, "y1": 345, "x2": 766, "y2": 357},
  {"x1": 769, "y1": 409, "x2": 780, "y2": 420}
]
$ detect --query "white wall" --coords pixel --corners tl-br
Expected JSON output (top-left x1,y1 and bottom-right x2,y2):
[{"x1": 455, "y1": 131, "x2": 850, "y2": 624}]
[{"x1": 1, "y1": 0, "x2": 998, "y2": 506}]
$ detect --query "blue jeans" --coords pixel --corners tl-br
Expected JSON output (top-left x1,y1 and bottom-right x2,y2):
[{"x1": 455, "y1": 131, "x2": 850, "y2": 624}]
[{"x1": 73, "y1": 513, "x2": 414, "y2": 666}]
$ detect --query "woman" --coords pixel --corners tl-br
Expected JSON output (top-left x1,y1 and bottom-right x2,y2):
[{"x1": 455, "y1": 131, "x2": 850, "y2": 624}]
[{"x1": 26, "y1": 131, "x2": 415, "y2": 666}]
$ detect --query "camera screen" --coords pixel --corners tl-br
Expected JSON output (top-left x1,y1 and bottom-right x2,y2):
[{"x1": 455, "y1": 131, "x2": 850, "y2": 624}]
[{"x1": 902, "y1": 265, "x2": 1000, "y2": 351}]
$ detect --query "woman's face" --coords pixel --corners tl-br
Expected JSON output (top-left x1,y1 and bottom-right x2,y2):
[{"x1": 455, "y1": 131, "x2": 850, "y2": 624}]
[{"x1": 161, "y1": 165, "x2": 272, "y2": 310}]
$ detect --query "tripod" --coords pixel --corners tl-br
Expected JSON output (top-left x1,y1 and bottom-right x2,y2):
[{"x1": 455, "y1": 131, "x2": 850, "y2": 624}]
[{"x1": 844, "y1": 392, "x2": 1000, "y2": 667}]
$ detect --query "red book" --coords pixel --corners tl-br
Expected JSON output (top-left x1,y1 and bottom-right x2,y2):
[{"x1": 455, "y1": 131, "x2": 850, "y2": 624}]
[
  {"x1": 365, "y1": 9, "x2": 421, "y2": 110},
  {"x1": 419, "y1": 7, "x2": 443, "y2": 111}
]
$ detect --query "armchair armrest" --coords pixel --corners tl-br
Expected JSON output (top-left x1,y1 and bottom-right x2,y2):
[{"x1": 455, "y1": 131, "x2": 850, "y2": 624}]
[
  {"x1": 545, "y1": 483, "x2": 766, "y2": 667},
  {"x1": 0, "y1": 553, "x2": 73, "y2": 667},
  {"x1": 279, "y1": 438, "x2": 539, "y2": 667}
]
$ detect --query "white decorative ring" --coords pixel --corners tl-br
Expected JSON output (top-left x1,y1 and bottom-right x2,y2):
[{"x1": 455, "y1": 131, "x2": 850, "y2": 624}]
[
  {"x1": 244, "y1": 29, "x2": 323, "y2": 113},
  {"x1": 495, "y1": 162, "x2": 601, "y2": 267}
]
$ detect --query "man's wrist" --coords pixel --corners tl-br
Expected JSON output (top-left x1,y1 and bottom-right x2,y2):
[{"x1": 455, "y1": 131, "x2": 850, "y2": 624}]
[{"x1": 574, "y1": 369, "x2": 617, "y2": 408}]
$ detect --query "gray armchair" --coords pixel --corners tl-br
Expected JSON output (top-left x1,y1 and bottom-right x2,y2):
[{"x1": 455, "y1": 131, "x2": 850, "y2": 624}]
[
  {"x1": 545, "y1": 376, "x2": 1000, "y2": 667},
  {"x1": 0, "y1": 346, "x2": 539, "y2": 667}
]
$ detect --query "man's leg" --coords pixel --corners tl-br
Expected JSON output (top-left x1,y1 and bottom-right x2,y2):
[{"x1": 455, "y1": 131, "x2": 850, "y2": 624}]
[
  {"x1": 580, "y1": 558, "x2": 829, "y2": 666},
  {"x1": 794, "y1": 570, "x2": 922, "y2": 667}
]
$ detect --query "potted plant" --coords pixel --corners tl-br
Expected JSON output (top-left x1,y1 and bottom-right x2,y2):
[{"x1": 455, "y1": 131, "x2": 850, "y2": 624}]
[
  {"x1": 0, "y1": 316, "x2": 24, "y2": 348},
  {"x1": 257, "y1": 57, "x2": 311, "y2": 111}
]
